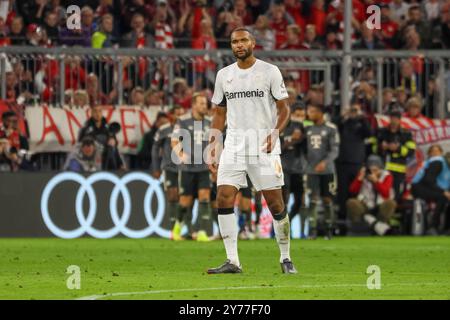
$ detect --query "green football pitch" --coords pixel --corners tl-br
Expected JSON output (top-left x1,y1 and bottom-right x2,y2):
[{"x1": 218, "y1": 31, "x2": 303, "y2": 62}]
[{"x1": 0, "y1": 237, "x2": 449, "y2": 300}]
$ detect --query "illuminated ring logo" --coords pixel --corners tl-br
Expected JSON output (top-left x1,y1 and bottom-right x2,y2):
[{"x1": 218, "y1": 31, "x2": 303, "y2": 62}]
[{"x1": 40, "y1": 172, "x2": 167, "y2": 239}]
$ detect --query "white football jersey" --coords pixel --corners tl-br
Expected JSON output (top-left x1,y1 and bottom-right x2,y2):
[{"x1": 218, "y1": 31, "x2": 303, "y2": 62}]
[{"x1": 211, "y1": 59, "x2": 288, "y2": 155}]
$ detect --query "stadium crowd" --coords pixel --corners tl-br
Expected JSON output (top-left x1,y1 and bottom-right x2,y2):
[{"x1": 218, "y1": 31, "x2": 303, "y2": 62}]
[
  {"x1": 0, "y1": 0, "x2": 449, "y2": 49},
  {"x1": 0, "y1": 0, "x2": 449, "y2": 237}
]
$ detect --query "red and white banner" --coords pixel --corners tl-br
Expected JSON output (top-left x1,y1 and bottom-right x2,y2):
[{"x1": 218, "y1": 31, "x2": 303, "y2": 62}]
[
  {"x1": 26, "y1": 106, "x2": 160, "y2": 154},
  {"x1": 375, "y1": 115, "x2": 450, "y2": 179}
]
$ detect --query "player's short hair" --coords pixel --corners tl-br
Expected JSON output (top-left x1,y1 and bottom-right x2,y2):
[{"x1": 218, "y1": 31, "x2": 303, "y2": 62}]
[
  {"x1": 230, "y1": 27, "x2": 254, "y2": 40},
  {"x1": 191, "y1": 92, "x2": 207, "y2": 105}
]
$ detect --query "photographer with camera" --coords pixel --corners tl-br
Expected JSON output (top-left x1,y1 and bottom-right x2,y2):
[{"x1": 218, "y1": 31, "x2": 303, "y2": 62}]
[
  {"x1": 78, "y1": 105, "x2": 125, "y2": 171},
  {"x1": 336, "y1": 103, "x2": 372, "y2": 221},
  {"x1": 0, "y1": 111, "x2": 31, "y2": 170},
  {"x1": 0, "y1": 138, "x2": 20, "y2": 172},
  {"x1": 347, "y1": 155, "x2": 397, "y2": 236},
  {"x1": 0, "y1": 111, "x2": 29, "y2": 152}
]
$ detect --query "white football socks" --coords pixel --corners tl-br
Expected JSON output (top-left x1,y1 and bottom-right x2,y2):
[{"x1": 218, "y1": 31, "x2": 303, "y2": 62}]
[
  {"x1": 218, "y1": 213, "x2": 240, "y2": 267},
  {"x1": 273, "y1": 215, "x2": 291, "y2": 263}
]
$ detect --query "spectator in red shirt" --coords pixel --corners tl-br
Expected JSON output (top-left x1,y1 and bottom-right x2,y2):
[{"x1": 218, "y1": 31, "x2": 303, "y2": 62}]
[
  {"x1": 173, "y1": 78, "x2": 193, "y2": 110},
  {"x1": 192, "y1": 9, "x2": 217, "y2": 88},
  {"x1": 192, "y1": 8, "x2": 216, "y2": 50},
  {"x1": 0, "y1": 17, "x2": 11, "y2": 46},
  {"x1": 308, "y1": 0, "x2": 327, "y2": 37},
  {"x1": 376, "y1": 4, "x2": 399, "y2": 48},
  {"x1": 327, "y1": 0, "x2": 362, "y2": 43},
  {"x1": 269, "y1": 1, "x2": 294, "y2": 48},
  {"x1": 347, "y1": 154, "x2": 396, "y2": 235},
  {"x1": 233, "y1": 0, "x2": 255, "y2": 26},
  {"x1": 284, "y1": 0, "x2": 306, "y2": 32},
  {"x1": 65, "y1": 56, "x2": 87, "y2": 91}
]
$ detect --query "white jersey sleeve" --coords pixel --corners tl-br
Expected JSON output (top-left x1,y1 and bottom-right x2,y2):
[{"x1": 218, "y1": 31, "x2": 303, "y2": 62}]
[
  {"x1": 211, "y1": 70, "x2": 227, "y2": 107},
  {"x1": 270, "y1": 66, "x2": 289, "y2": 101}
]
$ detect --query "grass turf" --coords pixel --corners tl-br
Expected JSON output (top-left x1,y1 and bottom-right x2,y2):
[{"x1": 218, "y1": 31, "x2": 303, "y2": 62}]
[{"x1": 0, "y1": 237, "x2": 449, "y2": 300}]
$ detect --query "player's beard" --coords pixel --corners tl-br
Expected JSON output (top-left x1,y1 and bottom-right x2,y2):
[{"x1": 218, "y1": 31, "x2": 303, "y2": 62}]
[{"x1": 233, "y1": 47, "x2": 253, "y2": 61}]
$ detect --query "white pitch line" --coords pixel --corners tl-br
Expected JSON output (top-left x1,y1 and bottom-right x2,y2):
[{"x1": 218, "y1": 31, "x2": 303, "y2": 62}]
[{"x1": 76, "y1": 282, "x2": 448, "y2": 300}]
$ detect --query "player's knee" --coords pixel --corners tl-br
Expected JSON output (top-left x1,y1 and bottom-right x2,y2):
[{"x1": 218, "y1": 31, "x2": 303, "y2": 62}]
[
  {"x1": 217, "y1": 191, "x2": 234, "y2": 208},
  {"x1": 198, "y1": 190, "x2": 210, "y2": 202},
  {"x1": 217, "y1": 196, "x2": 233, "y2": 208},
  {"x1": 268, "y1": 200, "x2": 285, "y2": 216},
  {"x1": 179, "y1": 196, "x2": 193, "y2": 207}
]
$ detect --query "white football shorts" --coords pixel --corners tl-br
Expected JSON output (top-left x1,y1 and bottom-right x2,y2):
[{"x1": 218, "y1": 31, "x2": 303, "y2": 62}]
[{"x1": 217, "y1": 149, "x2": 284, "y2": 191}]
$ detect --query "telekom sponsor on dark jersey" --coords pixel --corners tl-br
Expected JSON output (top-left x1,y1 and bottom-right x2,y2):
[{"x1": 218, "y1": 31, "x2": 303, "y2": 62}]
[{"x1": 225, "y1": 89, "x2": 265, "y2": 100}]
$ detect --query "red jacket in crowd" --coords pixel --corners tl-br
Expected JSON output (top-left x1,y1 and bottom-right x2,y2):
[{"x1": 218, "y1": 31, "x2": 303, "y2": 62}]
[{"x1": 349, "y1": 170, "x2": 394, "y2": 201}]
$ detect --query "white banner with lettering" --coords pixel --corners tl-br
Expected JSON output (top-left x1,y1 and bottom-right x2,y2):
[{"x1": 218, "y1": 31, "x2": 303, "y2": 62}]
[{"x1": 26, "y1": 106, "x2": 160, "y2": 154}]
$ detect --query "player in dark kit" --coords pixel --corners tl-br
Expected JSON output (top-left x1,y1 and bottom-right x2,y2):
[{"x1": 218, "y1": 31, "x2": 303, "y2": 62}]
[
  {"x1": 207, "y1": 27, "x2": 297, "y2": 274},
  {"x1": 280, "y1": 103, "x2": 307, "y2": 236},
  {"x1": 171, "y1": 93, "x2": 213, "y2": 242},
  {"x1": 151, "y1": 105, "x2": 185, "y2": 239},
  {"x1": 304, "y1": 104, "x2": 340, "y2": 240}
]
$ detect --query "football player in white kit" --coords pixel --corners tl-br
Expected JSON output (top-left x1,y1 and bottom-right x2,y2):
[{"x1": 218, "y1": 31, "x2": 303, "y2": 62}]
[{"x1": 207, "y1": 28, "x2": 297, "y2": 274}]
